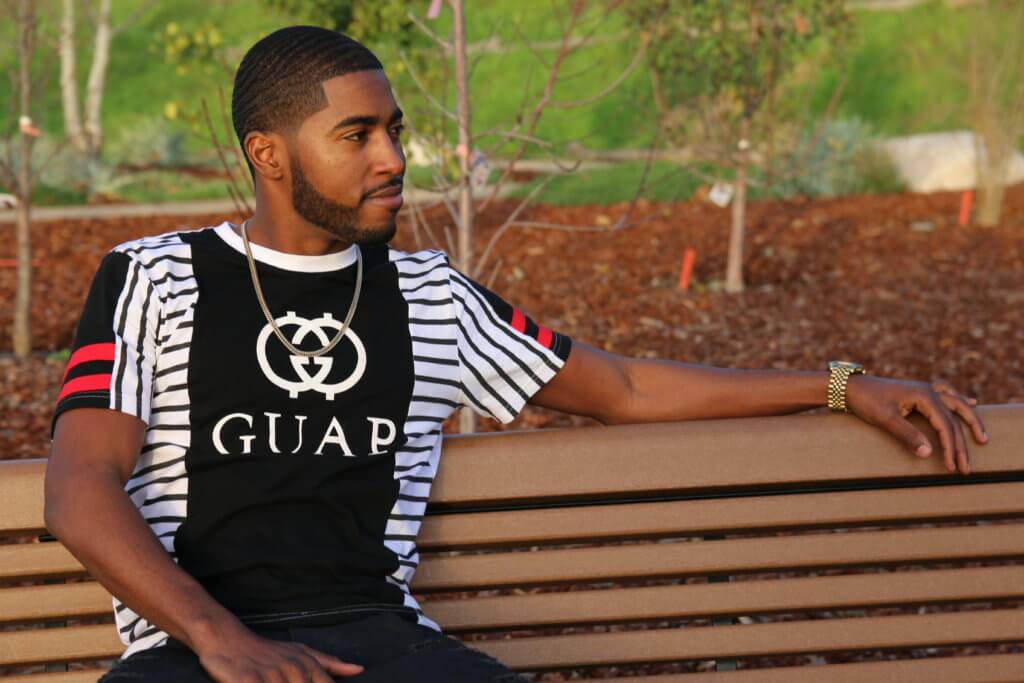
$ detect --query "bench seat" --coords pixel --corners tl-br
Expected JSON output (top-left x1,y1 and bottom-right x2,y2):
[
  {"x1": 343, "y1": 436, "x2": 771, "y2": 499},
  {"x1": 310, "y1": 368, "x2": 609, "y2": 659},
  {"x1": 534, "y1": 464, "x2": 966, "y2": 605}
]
[{"x1": 2, "y1": 405, "x2": 1022, "y2": 679}]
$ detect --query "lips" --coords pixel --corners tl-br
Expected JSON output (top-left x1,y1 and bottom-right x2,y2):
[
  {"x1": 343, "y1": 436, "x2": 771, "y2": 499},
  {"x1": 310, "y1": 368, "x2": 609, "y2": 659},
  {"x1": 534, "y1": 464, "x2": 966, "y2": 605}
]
[{"x1": 365, "y1": 184, "x2": 404, "y2": 210}]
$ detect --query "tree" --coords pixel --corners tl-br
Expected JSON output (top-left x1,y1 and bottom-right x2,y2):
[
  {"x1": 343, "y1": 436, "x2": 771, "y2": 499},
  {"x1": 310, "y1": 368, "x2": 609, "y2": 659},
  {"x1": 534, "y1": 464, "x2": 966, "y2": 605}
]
[
  {"x1": 400, "y1": 0, "x2": 650, "y2": 433},
  {"x1": 630, "y1": 0, "x2": 849, "y2": 293},
  {"x1": 963, "y1": 0, "x2": 1024, "y2": 227},
  {"x1": 0, "y1": 0, "x2": 39, "y2": 357},
  {"x1": 58, "y1": 0, "x2": 156, "y2": 197},
  {"x1": 205, "y1": 1, "x2": 650, "y2": 433}
]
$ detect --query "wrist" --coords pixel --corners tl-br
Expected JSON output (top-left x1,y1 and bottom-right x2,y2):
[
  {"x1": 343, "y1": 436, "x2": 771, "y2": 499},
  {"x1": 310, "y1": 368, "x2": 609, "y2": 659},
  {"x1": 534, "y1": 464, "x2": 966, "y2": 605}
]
[
  {"x1": 182, "y1": 607, "x2": 249, "y2": 655},
  {"x1": 827, "y1": 361, "x2": 867, "y2": 412}
]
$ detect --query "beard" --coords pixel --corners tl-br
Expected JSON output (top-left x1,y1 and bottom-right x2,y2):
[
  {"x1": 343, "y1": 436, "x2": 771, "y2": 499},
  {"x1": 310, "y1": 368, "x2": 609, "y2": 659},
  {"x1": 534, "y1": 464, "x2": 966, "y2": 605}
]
[{"x1": 290, "y1": 156, "x2": 398, "y2": 246}]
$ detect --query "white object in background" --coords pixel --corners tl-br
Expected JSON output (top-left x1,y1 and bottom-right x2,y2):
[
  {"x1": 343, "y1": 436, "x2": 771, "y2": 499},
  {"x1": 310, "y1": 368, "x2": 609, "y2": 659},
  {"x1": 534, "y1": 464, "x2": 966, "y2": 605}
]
[
  {"x1": 0, "y1": 193, "x2": 18, "y2": 209},
  {"x1": 406, "y1": 137, "x2": 440, "y2": 166},
  {"x1": 708, "y1": 182, "x2": 734, "y2": 207},
  {"x1": 882, "y1": 130, "x2": 1024, "y2": 193},
  {"x1": 18, "y1": 115, "x2": 41, "y2": 137}
]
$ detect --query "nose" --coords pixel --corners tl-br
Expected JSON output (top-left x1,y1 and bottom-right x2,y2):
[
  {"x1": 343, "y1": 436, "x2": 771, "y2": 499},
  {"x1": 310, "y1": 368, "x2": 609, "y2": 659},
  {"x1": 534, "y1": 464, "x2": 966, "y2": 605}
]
[{"x1": 375, "y1": 132, "x2": 405, "y2": 179}]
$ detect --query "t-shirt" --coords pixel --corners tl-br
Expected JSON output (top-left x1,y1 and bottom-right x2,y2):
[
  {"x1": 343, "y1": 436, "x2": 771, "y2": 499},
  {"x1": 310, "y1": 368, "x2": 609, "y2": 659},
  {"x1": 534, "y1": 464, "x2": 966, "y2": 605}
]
[{"x1": 53, "y1": 222, "x2": 572, "y2": 657}]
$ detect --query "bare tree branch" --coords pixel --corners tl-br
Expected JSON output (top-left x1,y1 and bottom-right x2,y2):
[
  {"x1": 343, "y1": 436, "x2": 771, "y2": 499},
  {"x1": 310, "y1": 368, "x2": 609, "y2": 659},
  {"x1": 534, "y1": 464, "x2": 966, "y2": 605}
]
[
  {"x1": 201, "y1": 97, "x2": 251, "y2": 215},
  {"x1": 29, "y1": 137, "x2": 69, "y2": 187},
  {"x1": 474, "y1": 172, "x2": 557, "y2": 277},
  {"x1": 549, "y1": 36, "x2": 648, "y2": 109},
  {"x1": 406, "y1": 186, "x2": 445, "y2": 249},
  {"x1": 477, "y1": 0, "x2": 586, "y2": 212},
  {"x1": 398, "y1": 49, "x2": 457, "y2": 121},
  {"x1": 218, "y1": 86, "x2": 253, "y2": 195},
  {"x1": 406, "y1": 9, "x2": 452, "y2": 52},
  {"x1": 0, "y1": 157, "x2": 17, "y2": 191},
  {"x1": 112, "y1": 0, "x2": 160, "y2": 37}
]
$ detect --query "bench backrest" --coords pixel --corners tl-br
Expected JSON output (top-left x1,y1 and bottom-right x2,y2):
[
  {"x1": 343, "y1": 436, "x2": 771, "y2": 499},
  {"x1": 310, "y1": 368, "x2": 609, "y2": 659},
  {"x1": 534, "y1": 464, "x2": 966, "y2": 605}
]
[{"x1": 3, "y1": 405, "x2": 1023, "y2": 680}]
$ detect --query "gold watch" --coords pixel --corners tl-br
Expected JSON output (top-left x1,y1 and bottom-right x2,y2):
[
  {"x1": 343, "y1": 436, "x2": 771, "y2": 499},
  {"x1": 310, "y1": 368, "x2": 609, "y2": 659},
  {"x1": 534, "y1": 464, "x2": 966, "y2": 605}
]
[{"x1": 827, "y1": 361, "x2": 866, "y2": 413}]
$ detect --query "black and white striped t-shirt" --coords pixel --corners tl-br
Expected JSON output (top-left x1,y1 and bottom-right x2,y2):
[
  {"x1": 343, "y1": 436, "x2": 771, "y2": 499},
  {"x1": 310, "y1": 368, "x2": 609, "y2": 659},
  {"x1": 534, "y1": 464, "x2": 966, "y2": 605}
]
[{"x1": 54, "y1": 222, "x2": 571, "y2": 658}]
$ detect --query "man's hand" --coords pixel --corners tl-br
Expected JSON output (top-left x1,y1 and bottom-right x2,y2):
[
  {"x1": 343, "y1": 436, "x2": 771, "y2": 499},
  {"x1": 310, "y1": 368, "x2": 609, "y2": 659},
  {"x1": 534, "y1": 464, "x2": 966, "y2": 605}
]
[
  {"x1": 845, "y1": 375, "x2": 988, "y2": 475},
  {"x1": 197, "y1": 623, "x2": 363, "y2": 683}
]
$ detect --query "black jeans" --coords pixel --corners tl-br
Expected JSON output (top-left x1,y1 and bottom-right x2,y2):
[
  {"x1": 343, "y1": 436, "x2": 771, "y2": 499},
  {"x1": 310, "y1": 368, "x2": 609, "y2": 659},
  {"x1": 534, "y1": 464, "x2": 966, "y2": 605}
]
[{"x1": 99, "y1": 612, "x2": 528, "y2": 682}]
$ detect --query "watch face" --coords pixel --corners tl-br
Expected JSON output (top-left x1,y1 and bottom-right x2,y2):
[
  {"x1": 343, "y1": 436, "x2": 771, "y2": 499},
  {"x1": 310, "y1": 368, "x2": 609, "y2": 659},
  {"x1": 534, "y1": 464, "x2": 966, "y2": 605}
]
[{"x1": 830, "y1": 361, "x2": 862, "y2": 371}]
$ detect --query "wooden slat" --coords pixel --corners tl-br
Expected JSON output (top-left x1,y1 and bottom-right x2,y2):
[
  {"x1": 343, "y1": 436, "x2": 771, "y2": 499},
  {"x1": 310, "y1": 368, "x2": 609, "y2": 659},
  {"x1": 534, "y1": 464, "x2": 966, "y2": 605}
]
[
  {"x1": 1, "y1": 655, "x2": 1021, "y2": 683},
  {"x1": 473, "y1": 608, "x2": 1024, "y2": 669},
  {"x1": 609, "y1": 653, "x2": 1024, "y2": 682},
  {"x1": 434, "y1": 405, "x2": 1023, "y2": 505},
  {"x1": 0, "y1": 582, "x2": 111, "y2": 624},
  {"x1": 426, "y1": 565, "x2": 1024, "y2": 631},
  {"x1": 2, "y1": 672, "x2": 104, "y2": 683},
  {"x1": 413, "y1": 522, "x2": 1024, "y2": 591},
  {"x1": 0, "y1": 543, "x2": 85, "y2": 582},
  {"x1": 419, "y1": 481, "x2": 1024, "y2": 549},
  {"x1": 0, "y1": 624, "x2": 122, "y2": 666},
  {"x1": 0, "y1": 459, "x2": 47, "y2": 533}
]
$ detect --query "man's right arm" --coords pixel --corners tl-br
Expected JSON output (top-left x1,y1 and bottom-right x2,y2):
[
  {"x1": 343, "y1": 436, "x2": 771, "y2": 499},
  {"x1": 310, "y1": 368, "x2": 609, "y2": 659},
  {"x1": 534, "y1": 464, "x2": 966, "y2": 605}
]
[{"x1": 46, "y1": 408, "x2": 363, "y2": 683}]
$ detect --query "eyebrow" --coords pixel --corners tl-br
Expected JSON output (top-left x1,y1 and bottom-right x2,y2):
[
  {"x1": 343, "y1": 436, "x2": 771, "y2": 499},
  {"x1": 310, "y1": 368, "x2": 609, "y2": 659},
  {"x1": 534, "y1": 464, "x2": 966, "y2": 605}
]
[{"x1": 331, "y1": 107, "x2": 404, "y2": 132}]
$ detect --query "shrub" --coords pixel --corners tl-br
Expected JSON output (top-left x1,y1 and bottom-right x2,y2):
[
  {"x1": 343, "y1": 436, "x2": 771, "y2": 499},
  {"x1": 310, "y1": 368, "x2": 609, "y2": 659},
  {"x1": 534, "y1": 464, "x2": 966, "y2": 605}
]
[{"x1": 774, "y1": 117, "x2": 904, "y2": 198}]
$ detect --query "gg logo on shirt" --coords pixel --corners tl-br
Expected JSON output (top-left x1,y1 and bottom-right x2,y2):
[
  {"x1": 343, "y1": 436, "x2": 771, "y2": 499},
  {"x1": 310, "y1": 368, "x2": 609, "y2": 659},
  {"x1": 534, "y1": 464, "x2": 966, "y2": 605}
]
[{"x1": 255, "y1": 311, "x2": 367, "y2": 400}]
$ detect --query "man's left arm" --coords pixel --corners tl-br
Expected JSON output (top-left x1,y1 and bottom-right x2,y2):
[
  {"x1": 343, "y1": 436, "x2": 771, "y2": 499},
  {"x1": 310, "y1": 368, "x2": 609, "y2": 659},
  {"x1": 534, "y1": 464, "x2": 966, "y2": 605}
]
[{"x1": 530, "y1": 342, "x2": 989, "y2": 475}]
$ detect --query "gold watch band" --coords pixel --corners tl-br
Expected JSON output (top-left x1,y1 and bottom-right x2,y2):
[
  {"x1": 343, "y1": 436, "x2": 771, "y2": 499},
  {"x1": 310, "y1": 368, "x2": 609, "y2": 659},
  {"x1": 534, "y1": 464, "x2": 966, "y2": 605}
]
[{"x1": 827, "y1": 361, "x2": 866, "y2": 413}]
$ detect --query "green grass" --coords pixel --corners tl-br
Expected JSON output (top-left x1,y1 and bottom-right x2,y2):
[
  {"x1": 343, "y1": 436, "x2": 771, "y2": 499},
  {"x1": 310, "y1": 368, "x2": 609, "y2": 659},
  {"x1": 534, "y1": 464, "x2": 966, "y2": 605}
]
[
  {"x1": 1, "y1": 1, "x2": 1013, "y2": 206},
  {"x1": 510, "y1": 161, "x2": 706, "y2": 206},
  {"x1": 800, "y1": 3, "x2": 968, "y2": 135}
]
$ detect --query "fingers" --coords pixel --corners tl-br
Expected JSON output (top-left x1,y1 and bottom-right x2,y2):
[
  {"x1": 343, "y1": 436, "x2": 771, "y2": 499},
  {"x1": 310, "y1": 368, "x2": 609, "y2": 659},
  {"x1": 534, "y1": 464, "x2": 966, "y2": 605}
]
[
  {"x1": 886, "y1": 411, "x2": 934, "y2": 458},
  {"x1": 935, "y1": 390, "x2": 989, "y2": 444},
  {"x1": 298, "y1": 644, "x2": 364, "y2": 678},
  {"x1": 912, "y1": 393, "x2": 967, "y2": 474},
  {"x1": 932, "y1": 380, "x2": 982, "y2": 408}
]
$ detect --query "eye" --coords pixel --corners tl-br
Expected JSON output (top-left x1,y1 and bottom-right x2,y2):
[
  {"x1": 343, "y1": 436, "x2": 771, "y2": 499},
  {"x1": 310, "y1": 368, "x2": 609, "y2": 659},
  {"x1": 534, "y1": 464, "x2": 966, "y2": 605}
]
[
  {"x1": 390, "y1": 124, "x2": 405, "y2": 139},
  {"x1": 343, "y1": 130, "x2": 368, "y2": 143}
]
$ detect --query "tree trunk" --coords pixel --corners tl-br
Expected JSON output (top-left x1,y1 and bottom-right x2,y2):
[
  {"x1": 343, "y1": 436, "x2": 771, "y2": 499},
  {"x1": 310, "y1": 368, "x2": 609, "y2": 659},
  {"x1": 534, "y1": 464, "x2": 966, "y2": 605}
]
[
  {"x1": 13, "y1": 0, "x2": 36, "y2": 358},
  {"x1": 59, "y1": 0, "x2": 88, "y2": 154},
  {"x1": 975, "y1": 133, "x2": 1009, "y2": 228},
  {"x1": 82, "y1": 0, "x2": 113, "y2": 196},
  {"x1": 725, "y1": 117, "x2": 750, "y2": 295},
  {"x1": 451, "y1": 0, "x2": 477, "y2": 435}
]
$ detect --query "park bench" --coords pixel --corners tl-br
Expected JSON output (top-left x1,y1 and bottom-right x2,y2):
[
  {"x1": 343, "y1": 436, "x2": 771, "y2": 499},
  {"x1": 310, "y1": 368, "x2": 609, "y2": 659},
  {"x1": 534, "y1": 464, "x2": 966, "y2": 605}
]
[{"x1": 2, "y1": 404, "x2": 1023, "y2": 681}]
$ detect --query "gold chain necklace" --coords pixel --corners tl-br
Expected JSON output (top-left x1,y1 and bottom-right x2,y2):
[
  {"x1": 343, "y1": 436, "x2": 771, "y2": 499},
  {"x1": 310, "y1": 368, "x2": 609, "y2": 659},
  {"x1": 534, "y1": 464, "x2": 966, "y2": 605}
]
[{"x1": 240, "y1": 220, "x2": 363, "y2": 359}]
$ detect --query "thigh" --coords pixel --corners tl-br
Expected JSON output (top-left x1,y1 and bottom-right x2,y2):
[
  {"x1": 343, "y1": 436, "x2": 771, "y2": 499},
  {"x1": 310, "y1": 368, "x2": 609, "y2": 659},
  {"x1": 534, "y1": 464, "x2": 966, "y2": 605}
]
[
  {"x1": 355, "y1": 631, "x2": 527, "y2": 683},
  {"x1": 293, "y1": 614, "x2": 529, "y2": 683},
  {"x1": 99, "y1": 640, "x2": 212, "y2": 683}
]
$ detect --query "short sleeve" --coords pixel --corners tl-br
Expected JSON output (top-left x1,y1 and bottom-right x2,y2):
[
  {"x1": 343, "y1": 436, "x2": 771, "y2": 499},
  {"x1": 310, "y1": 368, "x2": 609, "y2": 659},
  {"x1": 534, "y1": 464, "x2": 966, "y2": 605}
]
[
  {"x1": 449, "y1": 269, "x2": 572, "y2": 423},
  {"x1": 53, "y1": 251, "x2": 161, "y2": 432}
]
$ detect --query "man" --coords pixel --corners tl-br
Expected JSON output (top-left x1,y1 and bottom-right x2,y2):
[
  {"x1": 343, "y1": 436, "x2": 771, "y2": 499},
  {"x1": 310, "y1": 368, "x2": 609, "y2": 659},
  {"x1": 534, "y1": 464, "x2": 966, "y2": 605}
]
[{"x1": 45, "y1": 26, "x2": 988, "y2": 683}]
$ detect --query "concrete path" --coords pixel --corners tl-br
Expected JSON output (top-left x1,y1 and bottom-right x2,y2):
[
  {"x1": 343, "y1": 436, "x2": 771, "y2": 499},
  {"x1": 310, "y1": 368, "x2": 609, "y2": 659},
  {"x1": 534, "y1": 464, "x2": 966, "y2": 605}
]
[
  {"x1": 0, "y1": 184, "x2": 528, "y2": 224},
  {"x1": 0, "y1": 198, "x2": 245, "y2": 223}
]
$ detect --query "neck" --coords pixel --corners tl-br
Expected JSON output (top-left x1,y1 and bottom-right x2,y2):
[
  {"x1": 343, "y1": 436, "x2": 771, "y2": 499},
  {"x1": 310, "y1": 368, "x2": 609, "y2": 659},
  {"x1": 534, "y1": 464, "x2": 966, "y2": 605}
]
[{"x1": 239, "y1": 213, "x2": 354, "y2": 256}]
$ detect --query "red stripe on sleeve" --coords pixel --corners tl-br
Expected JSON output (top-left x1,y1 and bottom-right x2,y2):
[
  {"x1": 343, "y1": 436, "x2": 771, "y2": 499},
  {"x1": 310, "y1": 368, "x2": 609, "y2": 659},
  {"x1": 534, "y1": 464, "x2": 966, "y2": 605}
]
[
  {"x1": 57, "y1": 373, "x2": 113, "y2": 404},
  {"x1": 536, "y1": 325, "x2": 553, "y2": 349},
  {"x1": 510, "y1": 308, "x2": 527, "y2": 333},
  {"x1": 62, "y1": 342, "x2": 116, "y2": 382}
]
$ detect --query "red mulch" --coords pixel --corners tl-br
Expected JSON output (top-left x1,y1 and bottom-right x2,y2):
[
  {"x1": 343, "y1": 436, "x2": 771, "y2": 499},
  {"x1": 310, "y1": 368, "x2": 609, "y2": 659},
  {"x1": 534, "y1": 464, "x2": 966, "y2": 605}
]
[
  {"x1": 3, "y1": 186, "x2": 1022, "y2": 457},
  {"x1": 1, "y1": 187, "x2": 1023, "y2": 675}
]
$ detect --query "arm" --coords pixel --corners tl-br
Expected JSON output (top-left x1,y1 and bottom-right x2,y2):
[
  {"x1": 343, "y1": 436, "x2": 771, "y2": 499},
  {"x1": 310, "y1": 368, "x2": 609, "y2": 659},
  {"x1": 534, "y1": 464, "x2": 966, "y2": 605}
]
[
  {"x1": 530, "y1": 342, "x2": 989, "y2": 474},
  {"x1": 46, "y1": 408, "x2": 362, "y2": 683}
]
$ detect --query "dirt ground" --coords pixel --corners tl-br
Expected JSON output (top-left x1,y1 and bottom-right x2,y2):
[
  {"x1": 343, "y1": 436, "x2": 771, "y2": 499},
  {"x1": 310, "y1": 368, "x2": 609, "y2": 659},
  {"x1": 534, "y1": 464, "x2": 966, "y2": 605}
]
[{"x1": 2, "y1": 185, "x2": 1023, "y2": 457}]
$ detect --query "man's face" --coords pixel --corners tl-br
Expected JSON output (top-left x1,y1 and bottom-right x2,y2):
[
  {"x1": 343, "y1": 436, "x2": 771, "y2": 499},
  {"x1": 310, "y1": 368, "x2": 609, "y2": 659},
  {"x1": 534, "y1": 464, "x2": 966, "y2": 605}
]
[{"x1": 286, "y1": 70, "x2": 406, "y2": 245}]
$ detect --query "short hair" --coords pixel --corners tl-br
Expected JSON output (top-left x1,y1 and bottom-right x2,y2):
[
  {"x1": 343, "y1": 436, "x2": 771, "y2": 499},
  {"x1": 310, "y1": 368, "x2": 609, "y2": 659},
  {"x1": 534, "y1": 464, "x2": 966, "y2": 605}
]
[{"x1": 231, "y1": 26, "x2": 384, "y2": 171}]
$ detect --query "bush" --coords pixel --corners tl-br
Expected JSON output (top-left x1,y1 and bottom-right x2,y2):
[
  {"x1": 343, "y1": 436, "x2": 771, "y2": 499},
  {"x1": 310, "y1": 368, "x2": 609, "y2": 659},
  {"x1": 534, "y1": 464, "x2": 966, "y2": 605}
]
[
  {"x1": 774, "y1": 117, "x2": 905, "y2": 198},
  {"x1": 105, "y1": 116, "x2": 188, "y2": 168}
]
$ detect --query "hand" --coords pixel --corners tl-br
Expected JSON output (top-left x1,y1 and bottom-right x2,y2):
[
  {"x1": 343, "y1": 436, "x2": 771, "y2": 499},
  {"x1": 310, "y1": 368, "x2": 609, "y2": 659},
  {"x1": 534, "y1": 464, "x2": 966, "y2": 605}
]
[
  {"x1": 845, "y1": 375, "x2": 988, "y2": 475},
  {"x1": 197, "y1": 624, "x2": 364, "y2": 683}
]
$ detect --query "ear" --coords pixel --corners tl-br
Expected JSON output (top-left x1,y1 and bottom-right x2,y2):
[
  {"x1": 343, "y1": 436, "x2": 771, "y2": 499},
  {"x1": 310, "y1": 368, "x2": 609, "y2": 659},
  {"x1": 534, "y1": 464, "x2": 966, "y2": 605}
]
[{"x1": 244, "y1": 130, "x2": 287, "y2": 181}]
